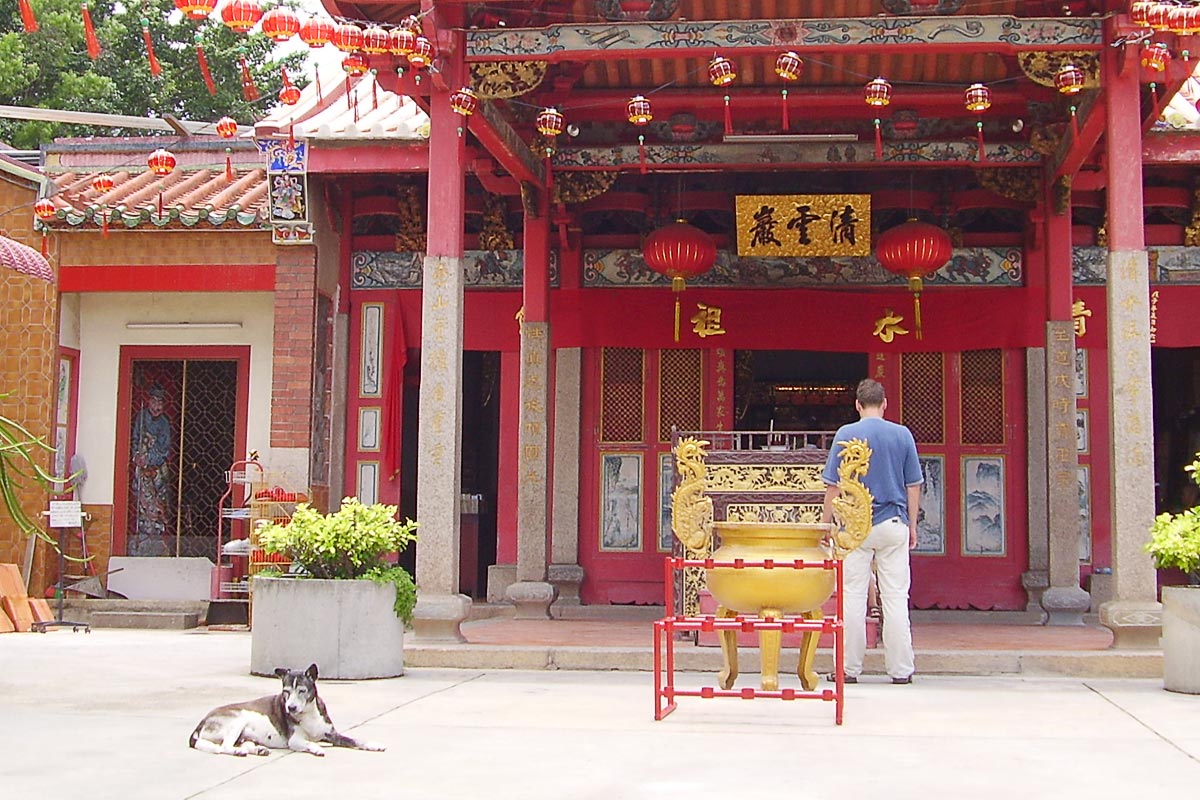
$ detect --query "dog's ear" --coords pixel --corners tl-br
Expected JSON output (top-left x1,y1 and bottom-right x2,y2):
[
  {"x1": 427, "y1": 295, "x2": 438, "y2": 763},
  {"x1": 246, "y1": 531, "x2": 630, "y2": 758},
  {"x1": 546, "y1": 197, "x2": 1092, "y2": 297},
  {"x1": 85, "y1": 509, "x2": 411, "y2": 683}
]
[
  {"x1": 274, "y1": 667, "x2": 288, "y2": 678},
  {"x1": 306, "y1": 663, "x2": 319, "y2": 681}
]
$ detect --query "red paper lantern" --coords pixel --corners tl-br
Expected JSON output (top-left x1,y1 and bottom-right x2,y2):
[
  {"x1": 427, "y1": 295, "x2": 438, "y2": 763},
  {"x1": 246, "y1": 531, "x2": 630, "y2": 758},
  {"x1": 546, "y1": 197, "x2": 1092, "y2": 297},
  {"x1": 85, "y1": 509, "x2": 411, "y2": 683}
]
[
  {"x1": 332, "y1": 22, "x2": 363, "y2": 52},
  {"x1": 407, "y1": 35, "x2": 434, "y2": 68},
  {"x1": 298, "y1": 16, "x2": 334, "y2": 48},
  {"x1": 390, "y1": 26, "x2": 416, "y2": 56},
  {"x1": 341, "y1": 53, "x2": 369, "y2": 76},
  {"x1": 875, "y1": 218, "x2": 952, "y2": 340},
  {"x1": 279, "y1": 81, "x2": 301, "y2": 105},
  {"x1": 642, "y1": 220, "x2": 717, "y2": 341},
  {"x1": 259, "y1": 7, "x2": 299, "y2": 42},
  {"x1": 775, "y1": 51, "x2": 802, "y2": 82},
  {"x1": 1181, "y1": 5, "x2": 1200, "y2": 34},
  {"x1": 33, "y1": 198, "x2": 57, "y2": 221},
  {"x1": 91, "y1": 174, "x2": 114, "y2": 194},
  {"x1": 450, "y1": 87, "x2": 478, "y2": 116},
  {"x1": 360, "y1": 25, "x2": 391, "y2": 55},
  {"x1": 964, "y1": 83, "x2": 991, "y2": 113},
  {"x1": 1142, "y1": 42, "x2": 1171, "y2": 72},
  {"x1": 215, "y1": 116, "x2": 238, "y2": 138},
  {"x1": 627, "y1": 95, "x2": 653, "y2": 125},
  {"x1": 708, "y1": 55, "x2": 736, "y2": 87},
  {"x1": 1055, "y1": 63, "x2": 1086, "y2": 94},
  {"x1": 1146, "y1": 1, "x2": 1172, "y2": 30},
  {"x1": 536, "y1": 107, "x2": 565, "y2": 137},
  {"x1": 1129, "y1": 0, "x2": 1153, "y2": 27},
  {"x1": 147, "y1": 148, "x2": 177, "y2": 176},
  {"x1": 174, "y1": 0, "x2": 217, "y2": 21},
  {"x1": 865, "y1": 77, "x2": 892, "y2": 107},
  {"x1": 219, "y1": 0, "x2": 262, "y2": 33}
]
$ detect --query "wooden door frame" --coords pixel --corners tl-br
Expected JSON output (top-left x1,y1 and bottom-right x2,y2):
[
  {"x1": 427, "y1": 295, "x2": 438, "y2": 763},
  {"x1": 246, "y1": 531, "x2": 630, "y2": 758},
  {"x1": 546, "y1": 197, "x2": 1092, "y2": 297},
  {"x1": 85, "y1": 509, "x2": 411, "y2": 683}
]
[{"x1": 112, "y1": 345, "x2": 250, "y2": 557}]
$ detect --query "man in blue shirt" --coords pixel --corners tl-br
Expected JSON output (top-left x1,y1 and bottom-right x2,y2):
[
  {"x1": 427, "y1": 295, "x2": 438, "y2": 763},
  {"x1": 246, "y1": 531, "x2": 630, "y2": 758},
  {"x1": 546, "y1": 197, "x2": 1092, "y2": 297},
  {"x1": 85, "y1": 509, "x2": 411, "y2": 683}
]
[{"x1": 821, "y1": 378, "x2": 923, "y2": 684}]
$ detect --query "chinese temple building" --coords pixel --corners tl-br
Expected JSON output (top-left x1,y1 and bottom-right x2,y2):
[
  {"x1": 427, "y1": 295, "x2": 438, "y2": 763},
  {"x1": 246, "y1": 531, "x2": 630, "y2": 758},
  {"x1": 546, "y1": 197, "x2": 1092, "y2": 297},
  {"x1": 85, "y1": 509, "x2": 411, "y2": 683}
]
[{"x1": 26, "y1": 1, "x2": 1200, "y2": 650}]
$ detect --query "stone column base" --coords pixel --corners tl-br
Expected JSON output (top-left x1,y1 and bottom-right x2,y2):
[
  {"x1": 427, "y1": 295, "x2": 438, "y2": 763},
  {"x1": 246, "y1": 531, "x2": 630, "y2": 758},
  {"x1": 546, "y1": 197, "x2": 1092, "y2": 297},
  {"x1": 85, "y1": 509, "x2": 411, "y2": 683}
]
[
  {"x1": 1041, "y1": 585, "x2": 1090, "y2": 626},
  {"x1": 1099, "y1": 599, "x2": 1163, "y2": 650},
  {"x1": 505, "y1": 581, "x2": 556, "y2": 620},
  {"x1": 548, "y1": 564, "x2": 585, "y2": 609},
  {"x1": 411, "y1": 593, "x2": 472, "y2": 642},
  {"x1": 1021, "y1": 570, "x2": 1049, "y2": 618}
]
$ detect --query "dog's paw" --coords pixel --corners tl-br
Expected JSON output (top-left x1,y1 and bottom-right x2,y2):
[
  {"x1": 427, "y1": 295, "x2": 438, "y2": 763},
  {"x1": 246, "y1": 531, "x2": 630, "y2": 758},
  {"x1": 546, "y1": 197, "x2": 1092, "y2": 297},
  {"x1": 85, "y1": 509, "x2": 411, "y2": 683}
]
[
  {"x1": 253, "y1": 746, "x2": 271, "y2": 756},
  {"x1": 360, "y1": 741, "x2": 387, "y2": 752}
]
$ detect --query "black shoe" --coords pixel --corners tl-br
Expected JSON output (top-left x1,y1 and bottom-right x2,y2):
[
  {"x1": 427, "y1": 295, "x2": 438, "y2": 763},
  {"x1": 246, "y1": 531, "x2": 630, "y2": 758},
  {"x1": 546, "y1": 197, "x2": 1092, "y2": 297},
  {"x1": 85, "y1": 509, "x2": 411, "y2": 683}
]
[
  {"x1": 825, "y1": 673, "x2": 857, "y2": 684},
  {"x1": 891, "y1": 675, "x2": 913, "y2": 685}
]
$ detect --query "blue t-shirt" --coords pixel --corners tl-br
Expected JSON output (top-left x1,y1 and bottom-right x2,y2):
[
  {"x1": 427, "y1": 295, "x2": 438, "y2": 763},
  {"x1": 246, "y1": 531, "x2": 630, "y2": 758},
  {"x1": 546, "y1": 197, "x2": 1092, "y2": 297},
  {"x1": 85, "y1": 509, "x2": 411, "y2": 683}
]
[{"x1": 821, "y1": 416, "x2": 923, "y2": 526}]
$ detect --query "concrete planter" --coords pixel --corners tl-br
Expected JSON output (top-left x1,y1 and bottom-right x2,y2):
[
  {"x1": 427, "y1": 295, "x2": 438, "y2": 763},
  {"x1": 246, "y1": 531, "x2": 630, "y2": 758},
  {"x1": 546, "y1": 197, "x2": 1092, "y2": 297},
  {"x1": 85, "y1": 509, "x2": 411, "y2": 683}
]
[
  {"x1": 250, "y1": 576, "x2": 405, "y2": 680},
  {"x1": 1162, "y1": 585, "x2": 1200, "y2": 694}
]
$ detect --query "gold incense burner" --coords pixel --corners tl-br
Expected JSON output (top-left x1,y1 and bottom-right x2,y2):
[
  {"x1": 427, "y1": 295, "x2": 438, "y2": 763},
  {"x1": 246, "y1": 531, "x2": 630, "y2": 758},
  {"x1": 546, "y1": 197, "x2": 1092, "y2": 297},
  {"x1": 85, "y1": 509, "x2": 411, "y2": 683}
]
[{"x1": 671, "y1": 436, "x2": 873, "y2": 691}]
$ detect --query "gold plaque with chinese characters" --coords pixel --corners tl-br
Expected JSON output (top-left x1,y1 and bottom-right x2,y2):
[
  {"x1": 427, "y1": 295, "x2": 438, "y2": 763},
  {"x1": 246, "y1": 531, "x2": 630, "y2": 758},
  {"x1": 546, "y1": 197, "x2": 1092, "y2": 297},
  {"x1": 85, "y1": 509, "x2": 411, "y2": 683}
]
[{"x1": 735, "y1": 194, "x2": 871, "y2": 257}]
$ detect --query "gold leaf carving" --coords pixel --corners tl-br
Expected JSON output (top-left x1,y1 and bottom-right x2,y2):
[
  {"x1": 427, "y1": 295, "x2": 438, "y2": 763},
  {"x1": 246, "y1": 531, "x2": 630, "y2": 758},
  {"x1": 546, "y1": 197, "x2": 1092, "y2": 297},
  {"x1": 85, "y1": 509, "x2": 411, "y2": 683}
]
[
  {"x1": 552, "y1": 171, "x2": 617, "y2": 205},
  {"x1": 394, "y1": 185, "x2": 425, "y2": 252},
  {"x1": 976, "y1": 168, "x2": 1040, "y2": 203},
  {"x1": 479, "y1": 193, "x2": 514, "y2": 251},
  {"x1": 1017, "y1": 51, "x2": 1100, "y2": 89},
  {"x1": 469, "y1": 61, "x2": 547, "y2": 100}
]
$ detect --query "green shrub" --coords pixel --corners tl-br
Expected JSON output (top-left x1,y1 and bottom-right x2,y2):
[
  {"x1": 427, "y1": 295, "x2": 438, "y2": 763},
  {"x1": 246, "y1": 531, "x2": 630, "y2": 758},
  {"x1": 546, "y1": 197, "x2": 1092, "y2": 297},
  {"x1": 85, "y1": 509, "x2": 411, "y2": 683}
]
[
  {"x1": 257, "y1": 497, "x2": 418, "y2": 620},
  {"x1": 1147, "y1": 453, "x2": 1200, "y2": 583}
]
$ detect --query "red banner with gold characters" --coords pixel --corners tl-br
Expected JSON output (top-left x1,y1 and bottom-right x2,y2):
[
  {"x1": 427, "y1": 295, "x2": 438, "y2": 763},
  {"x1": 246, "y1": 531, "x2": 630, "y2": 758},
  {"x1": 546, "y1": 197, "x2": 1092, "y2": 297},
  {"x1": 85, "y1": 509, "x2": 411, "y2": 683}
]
[{"x1": 735, "y1": 194, "x2": 871, "y2": 258}]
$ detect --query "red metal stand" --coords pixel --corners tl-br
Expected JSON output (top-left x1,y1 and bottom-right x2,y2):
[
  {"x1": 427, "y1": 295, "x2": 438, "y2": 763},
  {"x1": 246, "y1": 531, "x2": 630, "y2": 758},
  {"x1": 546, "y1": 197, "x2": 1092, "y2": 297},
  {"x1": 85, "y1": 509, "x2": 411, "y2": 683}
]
[{"x1": 653, "y1": 556, "x2": 845, "y2": 724}]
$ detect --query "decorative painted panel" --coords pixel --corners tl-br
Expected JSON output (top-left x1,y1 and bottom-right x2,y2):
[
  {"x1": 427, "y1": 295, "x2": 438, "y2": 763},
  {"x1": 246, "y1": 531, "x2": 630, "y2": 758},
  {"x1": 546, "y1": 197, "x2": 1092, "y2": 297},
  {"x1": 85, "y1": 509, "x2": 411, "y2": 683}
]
[
  {"x1": 1077, "y1": 466, "x2": 1092, "y2": 562},
  {"x1": 1075, "y1": 409, "x2": 1089, "y2": 454},
  {"x1": 658, "y1": 453, "x2": 674, "y2": 553},
  {"x1": 962, "y1": 456, "x2": 1005, "y2": 556},
  {"x1": 357, "y1": 462, "x2": 379, "y2": 506},
  {"x1": 584, "y1": 247, "x2": 1020, "y2": 288},
  {"x1": 1075, "y1": 246, "x2": 1200, "y2": 285},
  {"x1": 359, "y1": 304, "x2": 383, "y2": 397},
  {"x1": 358, "y1": 408, "x2": 380, "y2": 451},
  {"x1": 600, "y1": 452, "x2": 642, "y2": 552},
  {"x1": 915, "y1": 455, "x2": 946, "y2": 555},
  {"x1": 351, "y1": 250, "x2": 559, "y2": 288},
  {"x1": 1074, "y1": 347, "x2": 1088, "y2": 398}
]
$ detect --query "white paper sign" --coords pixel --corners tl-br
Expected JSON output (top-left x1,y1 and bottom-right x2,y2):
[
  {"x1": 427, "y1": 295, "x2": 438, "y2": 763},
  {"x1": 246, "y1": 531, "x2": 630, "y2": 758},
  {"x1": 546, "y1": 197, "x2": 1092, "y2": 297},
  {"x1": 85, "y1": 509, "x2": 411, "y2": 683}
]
[{"x1": 48, "y1": 500, "x2": 84, "y2": 528}]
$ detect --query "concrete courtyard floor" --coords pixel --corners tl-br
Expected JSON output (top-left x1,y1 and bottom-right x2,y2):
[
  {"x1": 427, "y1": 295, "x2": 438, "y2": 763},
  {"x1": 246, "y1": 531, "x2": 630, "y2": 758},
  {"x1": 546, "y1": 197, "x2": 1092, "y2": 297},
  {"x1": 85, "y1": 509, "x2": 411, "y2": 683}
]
[{"x1": 1, "y1": 628, "x2": 1197, "y2": 800}]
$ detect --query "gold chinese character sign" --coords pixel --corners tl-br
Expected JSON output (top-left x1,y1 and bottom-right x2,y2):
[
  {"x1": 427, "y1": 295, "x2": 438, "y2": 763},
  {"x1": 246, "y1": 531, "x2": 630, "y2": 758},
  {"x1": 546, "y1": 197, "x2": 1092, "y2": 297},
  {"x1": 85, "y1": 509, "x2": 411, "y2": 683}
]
[{"x1": 736, "y1": 194, "x2": 871, "y2": 257}]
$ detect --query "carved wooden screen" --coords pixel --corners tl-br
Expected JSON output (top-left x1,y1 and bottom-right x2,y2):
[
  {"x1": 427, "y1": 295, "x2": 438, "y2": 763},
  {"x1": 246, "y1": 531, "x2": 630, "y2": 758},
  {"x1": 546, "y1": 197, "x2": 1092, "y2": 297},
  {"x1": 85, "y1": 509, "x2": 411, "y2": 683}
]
[
  {"x1": 960, "y1": 349, "x2": 1005, "y2": 444},
  {"x1": 900, "y1": 352, "x2": 945, "y2": 445},
  {"x1": 600, "y1": 347, "x2": 644, "y2": 443},
  {"x1": 658, "y1": 349, "x2": 702, "y2": 442}
]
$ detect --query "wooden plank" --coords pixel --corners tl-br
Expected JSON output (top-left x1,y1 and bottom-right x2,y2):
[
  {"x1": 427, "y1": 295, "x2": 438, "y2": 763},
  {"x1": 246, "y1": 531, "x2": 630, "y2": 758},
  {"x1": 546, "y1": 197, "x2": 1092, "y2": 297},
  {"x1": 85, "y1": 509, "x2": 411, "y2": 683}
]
[
  {"x1": 0, "y1": 563, "x2": 26, "y2": 598},
  {"x1": 0, "y1": 605, "x2": 15, "y2": 633},
  {"x1": 1, "y1": 595, "x2": 33, "y2": 632},
  {"x1": 28, "y1": 598, "x2": 55, "y2": 624}
]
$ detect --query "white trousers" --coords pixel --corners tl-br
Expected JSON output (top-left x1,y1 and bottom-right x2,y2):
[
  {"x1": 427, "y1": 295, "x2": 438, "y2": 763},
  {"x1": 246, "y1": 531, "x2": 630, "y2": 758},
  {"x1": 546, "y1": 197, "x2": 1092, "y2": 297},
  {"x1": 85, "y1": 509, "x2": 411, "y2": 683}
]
[{"x1": 842, "y1": 517, "x2": 914, "y2": 679}]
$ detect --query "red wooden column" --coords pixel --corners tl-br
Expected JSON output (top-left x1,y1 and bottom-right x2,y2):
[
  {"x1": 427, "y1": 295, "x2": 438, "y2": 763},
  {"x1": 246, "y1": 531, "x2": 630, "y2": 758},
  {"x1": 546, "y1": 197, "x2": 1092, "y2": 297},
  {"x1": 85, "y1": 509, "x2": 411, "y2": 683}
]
[
  {"x1": 412, "y1": 14, "x2": 471, "y2": 641},
  {"x1": 1098, "y1": 34, "x2": 1161, "y2": 647},
  {"x1": 505, "y1": 186, "x2": 556, "y2": 617},
  {"x1": 1038, "y1": 171, "x2": 1091, "y2": 625}
]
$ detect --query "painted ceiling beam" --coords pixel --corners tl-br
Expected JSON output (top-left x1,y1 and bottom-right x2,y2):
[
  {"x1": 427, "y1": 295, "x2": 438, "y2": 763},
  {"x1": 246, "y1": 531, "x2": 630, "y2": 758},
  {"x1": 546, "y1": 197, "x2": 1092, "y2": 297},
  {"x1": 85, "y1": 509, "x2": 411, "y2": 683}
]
[
  {"x1": 1142, "y1": 131, "x2": 1200, "y2": 163},
  {"x1": 469, "y1": 100, "x2": 546, "y2": 185},
  {"x1": 465, "y1": 16, "x2": 1104, "y2": 62},
  {"x1": 552, "y1": 140, "x2": 1041, "y2": 171}
]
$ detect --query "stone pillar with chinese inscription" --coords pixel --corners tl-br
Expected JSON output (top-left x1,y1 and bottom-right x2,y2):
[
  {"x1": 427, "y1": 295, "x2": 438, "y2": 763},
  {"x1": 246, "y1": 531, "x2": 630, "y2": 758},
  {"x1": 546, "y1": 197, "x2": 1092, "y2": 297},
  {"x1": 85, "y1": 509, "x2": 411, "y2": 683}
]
[
  {"x1": 1037, "y1": 175, "x2": 1090, "y2": 624},
  {"x1": 549, "y1": 347, "x2": 584, "y2": 608},
  {"x1": 505, "y1": 184, "x2": 556, "y2": 618},
  {"x1": 1023, "y1": 348, "x2": 1050, "y2": 616},
  {"x1": 1097, "y1": 37, "x2": 1161, "y2": 648},
  {"x1": 411, "y1": 33, "x2": 471, "y2": 641}
]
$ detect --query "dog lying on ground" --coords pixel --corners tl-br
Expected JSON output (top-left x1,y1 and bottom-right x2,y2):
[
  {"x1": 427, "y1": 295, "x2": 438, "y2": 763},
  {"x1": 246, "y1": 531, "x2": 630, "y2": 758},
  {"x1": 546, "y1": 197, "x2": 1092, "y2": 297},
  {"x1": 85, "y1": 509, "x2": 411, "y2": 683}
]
[{"x1": 189, "y1": 664, "x2": 386, "y2": 757}]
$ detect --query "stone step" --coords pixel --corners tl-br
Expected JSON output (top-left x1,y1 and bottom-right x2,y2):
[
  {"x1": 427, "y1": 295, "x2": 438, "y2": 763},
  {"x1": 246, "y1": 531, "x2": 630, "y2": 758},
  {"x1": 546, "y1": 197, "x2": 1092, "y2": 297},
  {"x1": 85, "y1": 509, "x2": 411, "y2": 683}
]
[{"x1": 89, "y1": 611, "x2": 200, "y2": 630}]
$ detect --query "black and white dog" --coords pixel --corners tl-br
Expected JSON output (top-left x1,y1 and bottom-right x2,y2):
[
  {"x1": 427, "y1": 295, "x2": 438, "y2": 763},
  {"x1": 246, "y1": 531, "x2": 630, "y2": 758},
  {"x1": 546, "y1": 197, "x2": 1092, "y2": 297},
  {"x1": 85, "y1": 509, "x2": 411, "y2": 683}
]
[{"x1": 189, "y1": 664, "x2": 386, "y2": 757}]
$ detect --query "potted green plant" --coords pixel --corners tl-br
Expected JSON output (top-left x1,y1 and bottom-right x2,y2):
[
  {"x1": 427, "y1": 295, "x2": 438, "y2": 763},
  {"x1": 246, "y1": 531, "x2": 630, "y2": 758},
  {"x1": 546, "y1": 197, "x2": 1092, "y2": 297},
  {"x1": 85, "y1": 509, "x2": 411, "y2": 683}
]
[
  {"x1": 250, "y1": 497, "x2": 417, "y2": 679},
  {"x1": 1147, "y1": 452, "x2": 1200, "y2": 694}
]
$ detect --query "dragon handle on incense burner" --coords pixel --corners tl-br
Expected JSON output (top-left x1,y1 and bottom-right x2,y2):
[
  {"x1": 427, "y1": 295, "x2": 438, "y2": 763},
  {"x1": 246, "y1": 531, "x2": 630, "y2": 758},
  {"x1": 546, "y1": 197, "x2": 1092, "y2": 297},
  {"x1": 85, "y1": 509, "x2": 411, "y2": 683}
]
[
  {"x1": 830, "y1": 437, "x2": 874, "y2": 559},
  {"x1": 671, "y1": 437, "x2": 714, "y2": 551}
]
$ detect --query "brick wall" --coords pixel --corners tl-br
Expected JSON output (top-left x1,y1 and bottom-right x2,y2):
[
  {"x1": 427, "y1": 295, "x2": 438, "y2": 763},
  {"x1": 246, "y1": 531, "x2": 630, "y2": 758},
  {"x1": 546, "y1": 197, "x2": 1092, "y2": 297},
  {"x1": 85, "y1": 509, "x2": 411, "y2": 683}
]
[
  {"x1": 0, "y1": 178, "x2": 60, "y2": 595},
  {"x1": 272, "y1": 246, "x2": 318, "y2": 449},
  {"x1": 58, "y1": 229, "x2": 275, "y2": 266}
]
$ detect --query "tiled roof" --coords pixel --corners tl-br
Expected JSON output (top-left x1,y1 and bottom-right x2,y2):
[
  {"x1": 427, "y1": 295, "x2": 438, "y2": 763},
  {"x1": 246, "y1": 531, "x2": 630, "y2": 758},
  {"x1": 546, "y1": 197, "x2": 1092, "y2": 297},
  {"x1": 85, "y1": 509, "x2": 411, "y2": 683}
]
[
  {"x1": 40, "y1": 139, "x2": 268, "y2": 231},
  {"x1": 256, "y1": 69, "x2": 429, "y2": 142}
]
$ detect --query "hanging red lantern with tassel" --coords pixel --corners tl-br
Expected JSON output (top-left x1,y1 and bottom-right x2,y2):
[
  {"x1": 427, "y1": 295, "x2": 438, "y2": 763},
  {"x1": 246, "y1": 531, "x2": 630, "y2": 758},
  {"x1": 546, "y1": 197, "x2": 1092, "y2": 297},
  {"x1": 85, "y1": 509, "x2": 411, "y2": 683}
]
[
  {"x1": 148, "y1": 148, "x2": 176, "y2": 177},
  {"x1": 775, "y1": 51, "x2": 802, "y2": 82},
  {"x1": 259, "y1": 7, "x2": 300, "y2": 42},
  {"x1": 708, "y1": 55, "x2": 737, "y2": 87},
  {"x1": 238, "y1": 48, "x2": 260, "y2": 101},
  {"x1": 407, "y1": 35, "x2": 434, "y2": 68},
  {"x1": 360, "y1": 25, "x2": 391, "y2": 55},
  {"x1": 215, "y1": 116, "x2": 238, "y2": 139},
  {"x1": 279, "y1": 67, "x2": 301, "y2": 105},
  {"x1": 865, "y1": 77, "x2": 892, "y2": 107},
  {"x1": 220, "y1": 0, "x2": 262, "y2": 33},
  {"x1": 174, "y1": 0, "x2": 218, "y2": 21},
  {"x1": 450, "y1": 87, "x2": 478, "y2": 116},
  {"x1": 332, "y1": 22, "x2": 364, "y2": 52},
  {"x1": 91, "y1": 174, "x2": 114, "y2": 195},
  {"x1": 874, "y1": 218, "x2": 952, "y2": 340},
  {"x1": 1142, "y1": 41, "x2": 1172, "y2": 72},
  {"x1": 34, "y1": 198, "x2": 56, "y2": 255},
  {"x1": 627, "y1": 95, "x2": 653, "y2": 125},
  {"x1": 341, "y1": 53, "x2": 369, "y2": 76},
  {"x1": 299, "y1": 16, "x2": 334, "y2": 48},
  {"x1": 390, "y1": 26, "x2": 416, "y2": 56},
  {"x1": 82, "y1": 2, "x2": 101, "y2": 59},
  {"x1": 536, "y1": 107, "x2": 564, "y2": 137},
  {"x1": 1054, "y1": 63, "x2": 1086, "y2": 94},
  {"x1": 641, "y1": 219, "x2": 717, "y2": 342}
]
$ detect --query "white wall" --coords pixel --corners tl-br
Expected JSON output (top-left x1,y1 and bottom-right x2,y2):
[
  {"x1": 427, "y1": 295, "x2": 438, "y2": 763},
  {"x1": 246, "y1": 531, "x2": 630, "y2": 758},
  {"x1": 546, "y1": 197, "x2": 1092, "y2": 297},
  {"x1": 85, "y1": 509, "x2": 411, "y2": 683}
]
[{"x1": 75, "y1": 292, "x2": 276, "y2": 505}]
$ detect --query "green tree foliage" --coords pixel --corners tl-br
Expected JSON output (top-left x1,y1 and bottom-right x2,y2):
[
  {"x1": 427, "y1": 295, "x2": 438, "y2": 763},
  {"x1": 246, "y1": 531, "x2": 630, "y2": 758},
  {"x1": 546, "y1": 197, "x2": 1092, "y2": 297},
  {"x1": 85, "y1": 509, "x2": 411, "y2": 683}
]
[{"x1": 0, "y1": 0, "x2": 307, "y2": 147}]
